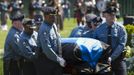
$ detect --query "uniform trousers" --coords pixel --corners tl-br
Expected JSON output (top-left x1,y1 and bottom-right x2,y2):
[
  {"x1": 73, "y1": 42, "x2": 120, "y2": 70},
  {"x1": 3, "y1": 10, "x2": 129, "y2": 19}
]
[
  {"x1": 33, "y1": 54, "x2": 63, "y2": 75},
  {"x1": 111, "y1": 59, "x2": 127, "y2": 75},
  {"x1": 21, "y1": 60, "x2": 36, "y2": 75},
  {"x1": 103, "y1": 55, "x2": 127, "y2": 75},
  {"x1": 3, "y1": 60, "x2": 21, "y2": 75}
]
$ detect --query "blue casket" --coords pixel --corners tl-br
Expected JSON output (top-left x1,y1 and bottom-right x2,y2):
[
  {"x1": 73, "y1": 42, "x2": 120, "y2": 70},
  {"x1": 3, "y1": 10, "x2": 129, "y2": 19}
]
[{"x1": 61, "y1": 38, "x2": 111, "y2": 70}]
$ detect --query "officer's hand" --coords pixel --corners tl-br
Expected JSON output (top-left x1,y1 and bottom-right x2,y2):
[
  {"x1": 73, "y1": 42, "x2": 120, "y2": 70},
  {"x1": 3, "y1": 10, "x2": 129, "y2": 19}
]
[{"x1": 57, "y1": 57, "x2": 66, "y2": 67}]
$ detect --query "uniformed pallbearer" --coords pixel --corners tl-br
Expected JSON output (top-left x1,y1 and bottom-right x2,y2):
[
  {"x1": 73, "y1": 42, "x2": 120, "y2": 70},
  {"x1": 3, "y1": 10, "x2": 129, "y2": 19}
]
[
  {"x1": 16, "y1": 19, "x2": 38, "y2": 75},
  {"x1": 36, "y1": 6, "x2": 65, "y2": 75},
  {"x1": 93, "y1": 7, "x2": 127, "y2": 75},
  {"x1": 3, "y1": 11, "x2": 24, "y2": 75}
]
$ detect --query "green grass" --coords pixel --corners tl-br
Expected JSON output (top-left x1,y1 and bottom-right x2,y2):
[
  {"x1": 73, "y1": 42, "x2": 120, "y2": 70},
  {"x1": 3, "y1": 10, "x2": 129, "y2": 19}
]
[
  {"x1": 0, "y1": 19, "x2": 12, "y2": 49},
  {"x1": 0, "y1": 59, "x2": 3, "y2": 75},
  {"x1": 60, "y1": 18, "x2": 77, "y2": 37},
  {"x1": 0, "y1": 18, "x2": 134, "y2": 75},
  {"x1": 0, "y1": 31, "x2": 7, "y2": 49}
]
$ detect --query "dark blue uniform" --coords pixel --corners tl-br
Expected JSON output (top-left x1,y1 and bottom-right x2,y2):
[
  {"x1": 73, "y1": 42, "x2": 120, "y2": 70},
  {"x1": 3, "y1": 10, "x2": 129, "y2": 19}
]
[
  {"x1": 69, "y1": 26, "x2": 84, "y2": 37},
  {"x1": 4, "y1": 27, "x2": 22, "y2": 75},
  {"x1": 93, "y1": 22, "x2": 127, "y2": 75},
  {"x1": 69, "y1": 25, "x2": 94, "y2": 38},
  {"x1": 93, "y1": 6, "x2": 127, "y2": 75},
  {"x1": 35, "y1": 7, "x2": 65, "y2": 75},
  {"x1": 36, "y1": 22, "x2": 63, "y2": 75},
  {"x1": 3, "y1": 9, "x2": 24, "y2": 75},
  {"x1": 16, "y1": 31, "x2": 38, "y2": 75},
  {"x1": 81, "y1": 26, "x2": 95, "y2": 37}
]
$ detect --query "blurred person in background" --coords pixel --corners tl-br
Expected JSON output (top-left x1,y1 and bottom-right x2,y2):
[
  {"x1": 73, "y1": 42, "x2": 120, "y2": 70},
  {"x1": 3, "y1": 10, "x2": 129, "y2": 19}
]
[
  {"x1": 74, "y1": 0, "x2": 85, "y2": 26},
  {"x1": 62, "y1": 0, "x2": 71, "y2": 20},
  {"x1": 9, "y1": 0, "x2": 24, "y2": 13},
  {"x1": 28, "y1": 0, "x2": 45, "y2": 30},
  {"x1": 0, "y1": 0, "x2": 9, "y2": 31},
  {"x1": 48, "y1": 0, "x2": 64, "y2": 31}
]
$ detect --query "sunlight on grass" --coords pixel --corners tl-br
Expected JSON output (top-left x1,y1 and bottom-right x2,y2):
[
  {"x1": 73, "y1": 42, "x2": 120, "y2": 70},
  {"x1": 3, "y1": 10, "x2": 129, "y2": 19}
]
[
  {"x1": 0, "y1": 19, "x2": 11, "y2": 49},
  {"x1": 60, "y1": 18, "x2": 77, "y2": 37}
]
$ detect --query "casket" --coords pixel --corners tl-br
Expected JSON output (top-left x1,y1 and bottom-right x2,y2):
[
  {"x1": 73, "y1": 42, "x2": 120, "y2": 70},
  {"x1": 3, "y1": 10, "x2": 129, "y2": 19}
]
[{"x1": 61, "y1": 38, "x2": 112, "y2": 74}]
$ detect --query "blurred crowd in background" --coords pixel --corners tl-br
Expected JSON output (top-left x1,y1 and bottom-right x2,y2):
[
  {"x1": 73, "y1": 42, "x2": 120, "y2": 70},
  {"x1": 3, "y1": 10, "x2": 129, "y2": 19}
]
[{"x1": 0, "y1": 0, "x2": 120, "y2": 31}]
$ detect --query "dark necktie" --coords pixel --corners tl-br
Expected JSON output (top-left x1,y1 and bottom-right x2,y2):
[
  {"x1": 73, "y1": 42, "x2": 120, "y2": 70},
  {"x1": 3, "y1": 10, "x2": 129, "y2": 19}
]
[{"x1": 107, "y1": 26, "x2": 112, "y2": 46}]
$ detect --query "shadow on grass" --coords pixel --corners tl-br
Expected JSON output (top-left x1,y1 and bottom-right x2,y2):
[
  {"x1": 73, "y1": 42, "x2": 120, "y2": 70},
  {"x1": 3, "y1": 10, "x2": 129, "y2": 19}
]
[
  {"x1": 0, "y1": 53, "x2": 3, "y2": 59},
  {"x1": 0, "y1": 58, "x2": 3, "y2": 75}
]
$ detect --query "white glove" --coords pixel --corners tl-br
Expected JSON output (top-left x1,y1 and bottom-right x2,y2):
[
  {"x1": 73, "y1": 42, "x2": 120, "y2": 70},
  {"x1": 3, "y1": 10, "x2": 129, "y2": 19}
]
[
  {"x1": 108, "y1": 57, "x2": 112, "y2": 65},
  {"x1": 57, "y1": 57, "x2": 66, "y2": 67}
]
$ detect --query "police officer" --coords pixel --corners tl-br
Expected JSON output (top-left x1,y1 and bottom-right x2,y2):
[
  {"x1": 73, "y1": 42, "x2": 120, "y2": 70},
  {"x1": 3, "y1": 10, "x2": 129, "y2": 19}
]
[
  {"x1": 82, "y1": 14, "x2": 102, "y2": 38},
  {"x1": 16, "y1": 19, "x2": 37, "y2": 75},
  {"x1": 9, "y1": 0, "x2": 23, "y2": 11},
  {"x1": 0, "y1": 0, "x2": 9, "y2": 31},
  {"x1": 69, "y1": 14, "x2": 102, "y2": 38},
  {"x1": 69, "y1": 14, "x2": 96, "y2": 37},
  {"x1": 69, "y1": 25, "x2": 84, "y2": 37},
  {"x1": 3, "y1": 11, "x2": 24, "y2": 75},
  {"x1": 36, "y1": 6, "x2": 65, "y2": 75},
  {"x1": 9, "y1": 0, "x2": 23, "y2": 20},
  {"x1": 93, "y1": 7, "x2": 127, "y2": 75}
]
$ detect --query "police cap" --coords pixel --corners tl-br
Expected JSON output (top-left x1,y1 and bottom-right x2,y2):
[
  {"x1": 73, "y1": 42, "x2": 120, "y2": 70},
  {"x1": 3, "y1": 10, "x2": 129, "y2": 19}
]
[
  {"x1": 86, "y1": 14, "x2": 97, "y2": 23},
  {"x1": 42, "y1": 7, "x2": 57, "y2": 15},
  {"x1": 23, "y1": 19, "x2": 36, "y2": 29},
  {"x1": 103, "y1": 7, "x2": 118, "y2": 15},
  {"x1": 10, "y1": 11, "x2": 24, "y2": 21},
  {"x1": 91, "y1": 16, "x2": 102, "y2": 24},
  {"x1": 34, "y1": 15, "x2": 43, "y2": 24}
]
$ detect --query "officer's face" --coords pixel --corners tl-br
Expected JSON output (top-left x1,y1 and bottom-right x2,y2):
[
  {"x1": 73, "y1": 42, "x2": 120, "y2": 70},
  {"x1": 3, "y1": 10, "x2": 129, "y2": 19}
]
[
  {"x1": 86, "y1": 21, "x2": 92, "y2": 28},
  {"x1": 24, "y1": 25, "x2": 34, "y2": 35},
  {"x1": 49, "y1": 15, "x2": 55, "y2": 22},
  {"x1": 12, "y1": 20, "x2": 24, "y2": 31},
  {"x1": 105, "y1": 13, "x2": 116, "y2": 24},
  {"x1": 44, "y1": 15, "x2": 55, "y2": 24},
  {"x1": 91, "y1": 22, "x2": 98, "y2": 30}
]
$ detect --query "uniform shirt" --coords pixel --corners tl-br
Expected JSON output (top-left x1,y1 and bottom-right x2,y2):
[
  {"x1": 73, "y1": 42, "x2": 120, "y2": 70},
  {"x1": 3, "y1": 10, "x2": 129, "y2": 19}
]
[
  {"x1": 4, "y1": 27, "x2": 22, "y2": 61},
  {"x1": 93, "y1": 22, "x2": 127, "y2": 61},
  {"x1": 37, "y1": 22, "x2": 61, "y2": 63},
  {"x1": 69, "y1": 26, "x2": 84, "y2": 37},
  {"x1": 82, "y1": 26, "x2": 94, "y2": 38},
  {"x1": 70, "y1": 25, "x2": 94, "y2": 38},
  {"x1": 16, "y1": 31, "x2": 38, "y2": 60}
]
